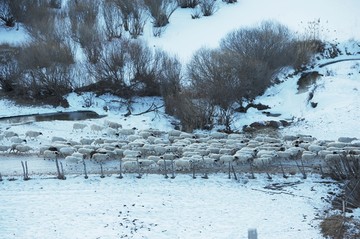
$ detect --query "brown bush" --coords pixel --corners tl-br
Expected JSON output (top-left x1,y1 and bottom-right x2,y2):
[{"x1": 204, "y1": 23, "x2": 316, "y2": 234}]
[
  {"x1": 320, "y1": 214, "x2": 346, "y2": 239},
  {"x1": 171, "y1": 91, "x2": 215, "y2": 132},
  {"x1": 144, "y1": 0, "x2": 178, "y2": 27},
  {"x1": 199, "y1": 0, "x2": 217, "y2": 16},
  {"x1": 0, "y1": 44, "x2": 20, "y2": 92},
  {"x1": 177, "y1": 0, "x2": 199, "y2": 8},
  {"x1": 12, "y1": 39, "x2": 74, "y2": 105},
  {"x1": 103, "y1": 1, "x2": 123, "y2": 40},
  {"x1": 0, "y1": 1, "x2": 15, "y2": 27},
  {"x1": 109, "y1": 0, "x2": 147, "y2": 38}
]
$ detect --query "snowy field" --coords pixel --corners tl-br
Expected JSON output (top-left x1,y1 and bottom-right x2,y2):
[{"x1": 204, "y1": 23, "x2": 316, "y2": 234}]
[
  {"x1": 0, "y1": 173, "x2": 340, "y2": 239},
  {"x1": 1, "y1": 1, "x2": 360, "y2": 238}
]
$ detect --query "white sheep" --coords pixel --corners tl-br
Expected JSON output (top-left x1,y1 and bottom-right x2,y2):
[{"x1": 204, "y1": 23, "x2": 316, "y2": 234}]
[
  {"x1": 256, "y1": 150, "x2": 278, "y2": 158},
  {"x1": 138, "y1": 159, "x2": 156, "y2": 167},
  {"x1": 93, "y1": 138, "x2": 104, "y2": 145},
  {"x1": 327, "y1": 142, "x2": 348, "y2": 148},
  {"x1": 79, "y1": 138, "x2": 94, "y2": 145},
  {"x1": 210, "y1": 132, "x2": 228, "y2": 139},
  {"x1": 10, "y1": 136, "x2": 27, "y2": 144},
  {"x1": 105, "y1": 128, "x2": 118, "y2": 137},
  {"x1": 325, "y1": 153, "x2": 342, "y2": 161},
  {"x1": 73, "y1": 122, "x2": 87, "y2": 131},
  {"x1": 15, "y1": 145, "x2": 32, "y2": 154},
  {"x1": 219, "y1": 148, "x2": 234, "y2": 155},
  {"x1": 128, "y1": 135, "x2": 142, "y2": 142},
  {"x1": 308, "y1": 144, "x2": 326, "y2": 153},
  {"x1": 0, "y1": 145, "x2": 10, "y2": 153},
  {"x1": 118, "y1": 128, "x2": 135, "y2": 136},
  {"x1": 174, "y1": 158, "x2": 191, "y2": 171},
  {"x1": 43, "y1": 150, "x2": 59, "y2": 160},
  {"x1": 90, "y1": 124, "x2": 104, "y2": 133},
  {"x1": 253, "y1": 156, "x2": 272, "y2": 167},
  {"x1": 25, "y1": 130, "x2": 43, "y2": 139},
  {"x1": 301, "y1": 151, "x2": 317, "y2": 161},
  {"x1": 65, "y1": 152, "x2": 84, "y2": 163},
  {"x1": 277, "y1": 151, "x2": 291, "y2": 159},
  {"x1": 123, "y1": 160, "x2": 139, "y2": 171},
  {"x1": 51, "y1": 136, "x2": 67, "y2": 142},
  {"x1": 105, "y1": 120, "x2": 122, "y2": 129},
  {"x1": 78, "y1": 148, "x2": 94, "y2": 158},
  {"x1": 157, "y1": 159, "x2": 174, "y2": 167},
  {"x1": 59, "y1": 146, "x2": 76, "y2": 157},
  {"x1": 4, "y1": 131, "x2": 18, "y2": 139},
  {"x1": 338, "y1": 137, "x2": 357, "y2": 143},
  {"x1": 219, "y1": 155, "x2": 235, "y2": 164},
  {"x1": 233, "y1": 152, "x2": 254, "y2": 164},
  {"x1": 154, "y1": 146, "x2": 166, "y2": 156},
  {"x1": 91, "y1": 153, "x2": 110, "y2": 162},
  {"x1": 148, "y1": 155, "x2": 162, "y2": 162},
  {"x1": 123, "y1": 149, "x2": 141, "y2": 158},
  {"x1": 168, "y1": 130, "x2": 182, "y2": 137}
]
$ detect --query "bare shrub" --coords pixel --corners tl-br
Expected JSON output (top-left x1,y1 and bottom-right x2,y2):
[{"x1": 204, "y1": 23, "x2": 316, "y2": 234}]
[
  {"x1": 0, "y1": 44, "x2": 20, "y2": 92},
  {"x1": 109, "y1": 0, "x2": 147, "y2": 38},
  {"x1": 178, "y1": 0, "x2": 199, "y2": 8},
  {"x1": 157, "y1": 53, "x2": 182, "y2": 115},
  {"x1": 14, "y1": 39, "x2": 74, "y2": 105},
  {"x1": 103, "y1": 1, "x2": 123, "y2": 40},
  {"x1": 0, "y1": 0, "x2": 15, "y2": 27},
  {"x1": 144, "y1": 0, "x2": 178, "y2": 27},
  {"x1": 90, "y1": 40, "x2": 130, "y2": 97},
  {"x1": 222, "y1": 0, "x2": 237, "y2": 3},
  {"x1": 68, "y1": 0, "x2": 103, "y2": 63},
  {"x1": 199, "y1": 0, "x2": 217, "y2": 16},
  {"x1": 320, "y1": 214, "x2": 347, "y2": 239},
  {"x1": 326, "y1": 153, "x2": 360, "y2": 181},
  {"x1": 188, "y1": 47, "x2": 239, "y2": 109},
  {"x1": 128, "y1": 8, "x2": 148, "y2": 38},
  {"x1": 8, "y1": 0, "x2": 58, "y2": 41},
  {"x1": 89, "y1": 39, "x2": 160, "y2": 98},
  {"x1": 6, "y1": 0, "x2": 31, "y2": 23},
  {"x1": 172, "y1": 91, "x2": 215, "y2": 132},
  {"x1": 185, "y1": 21, "x2": 319, "y2": 131},
  {"x1": 291, "y1": 39, "x2": 324, "y2": 68},
  {"x1": 49, "y1": 0, "x2": 61, "y2": 9},
  {"x1": 326, "y1": 153, "x2": 360, "y2": 214},
  {"x1": 68, "y1": 0, "x2": 100, "y2": 43},
  {"x1": 191, "y1": 7, "x2": 202, "y2": 19}
]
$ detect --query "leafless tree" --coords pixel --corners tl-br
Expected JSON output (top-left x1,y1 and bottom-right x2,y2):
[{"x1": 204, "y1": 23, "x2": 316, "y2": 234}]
[
  {"x1": 199, "y1": 0, "x2": 217, "y2": 16},
  {"x1": 177, "y1": 0, "x2": 199, "y2": 8},
  {"x1": 13, "y1": 38, "x2": 74, "y2": 104},
  {"x1": 103, "y1": 1, "x2": 123, "y2": 40},
  {"x1": 0, "y1": 0, "x2": 15, "y2": 27},
  {"x1": 108, "y1": 0, "x2": 147, "y2": 38},
  {"x1": 0, "y1": 44, "x2": 20, "y2": 93},
  {"x1": 144, "y1": 0, "x2": 178, "y2": 27}
]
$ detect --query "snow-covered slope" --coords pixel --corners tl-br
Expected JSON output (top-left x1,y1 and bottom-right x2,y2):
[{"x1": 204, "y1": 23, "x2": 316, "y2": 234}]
[{"x1": 0, "y1": 0, "x2": 360, "y2": 140}]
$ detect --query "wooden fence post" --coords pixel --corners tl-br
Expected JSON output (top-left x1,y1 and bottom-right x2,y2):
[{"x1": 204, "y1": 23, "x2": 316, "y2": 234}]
[{"x1": 248, "y1": 228, "x2": 258, "y2": 239}]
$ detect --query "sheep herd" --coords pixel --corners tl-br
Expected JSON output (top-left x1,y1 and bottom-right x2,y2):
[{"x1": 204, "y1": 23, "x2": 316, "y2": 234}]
[{"x1": 1, "y1": 120, "x2": 360, "y2": 175}]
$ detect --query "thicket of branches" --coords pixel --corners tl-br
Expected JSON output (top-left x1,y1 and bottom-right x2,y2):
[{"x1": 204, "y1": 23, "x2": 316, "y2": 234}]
[
  {"x1": 0, "y1": 1, "x2": 322, "y2": 131},
  {"x1": 179, "y1": 21, "x2": 321, "y2": 131}
]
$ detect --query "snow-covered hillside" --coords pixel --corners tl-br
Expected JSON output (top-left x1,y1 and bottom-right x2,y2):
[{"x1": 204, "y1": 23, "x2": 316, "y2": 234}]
[
  {"x1": 1, "y1": 1, "x2": 360, "y2": 239},
  {"x1": 1, "y1": 0, "x2": 359, "y2": 139}
]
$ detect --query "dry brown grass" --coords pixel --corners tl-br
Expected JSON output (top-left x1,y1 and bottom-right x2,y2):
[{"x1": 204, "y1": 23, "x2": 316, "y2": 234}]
[
  {"x1": 320, "y1": 215, "x2": 346, "y2": 239},
  {"x1": 320, "y1": 214, "x2": 360, "y2": 239}
]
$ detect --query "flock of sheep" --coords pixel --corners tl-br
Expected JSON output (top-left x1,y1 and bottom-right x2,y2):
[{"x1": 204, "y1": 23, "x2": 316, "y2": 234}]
[{"x1": 1, "y1": 119, "x2": 360, "y2": 175}]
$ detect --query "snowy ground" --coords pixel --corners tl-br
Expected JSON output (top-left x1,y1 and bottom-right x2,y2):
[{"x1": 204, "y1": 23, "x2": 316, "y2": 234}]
[
  {"x1": 1, "y1": 1, "x2": 360, "y2": 238},
  {"x1": 0, "y1": 173, "x2": 341, "y2": 239}
]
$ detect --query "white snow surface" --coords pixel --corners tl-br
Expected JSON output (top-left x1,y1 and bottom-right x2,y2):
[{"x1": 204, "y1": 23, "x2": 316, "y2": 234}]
[
  {"x1": 1, "y1": 1, "x2": 360, "y2": 238},
  {"x1": 0, "y1": 173, "x2": 338, "y2": 239}
]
